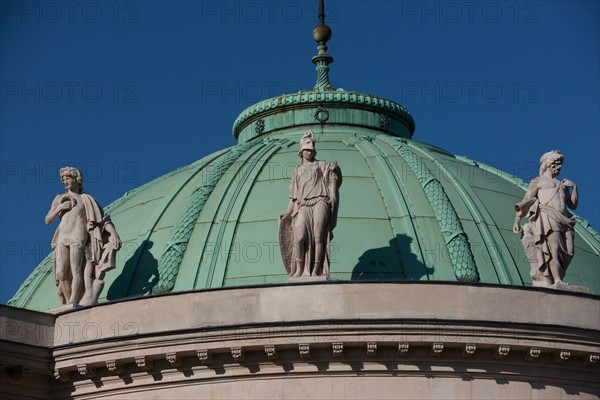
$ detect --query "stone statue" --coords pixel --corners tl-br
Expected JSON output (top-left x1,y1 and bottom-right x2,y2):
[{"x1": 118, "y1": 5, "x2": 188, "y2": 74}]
[
  {"x1": 45, "y1": 166, "x2": 121, "y2": 306},
  {"x1": 512, "y1": 151, "x2": 578, "y2": 288},
  {"x1": 279, "y1": 130, "x2": 342, "y2": 279}
]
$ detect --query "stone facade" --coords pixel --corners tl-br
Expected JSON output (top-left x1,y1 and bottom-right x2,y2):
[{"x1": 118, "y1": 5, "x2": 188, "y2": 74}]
[{"x1": 1, "y1": 282, "x2": 599, "y2": 399}]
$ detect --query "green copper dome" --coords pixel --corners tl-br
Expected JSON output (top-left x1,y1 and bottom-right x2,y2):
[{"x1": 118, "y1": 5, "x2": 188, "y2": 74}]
[
  {"x1": 9, "y1": 97, "x2": 600, "y2": 310},
  {"x1": 8, "y1": 7, "x2": 600, "y2": 311}
]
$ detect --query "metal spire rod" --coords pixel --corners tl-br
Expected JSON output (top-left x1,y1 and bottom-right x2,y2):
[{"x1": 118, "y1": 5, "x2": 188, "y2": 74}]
[
  {"x1": 319, "y1": 0, "x2": 325, "y2": 24},
  {"x1": 312, "y1": 0, "x2": 334, "y2": 91}
]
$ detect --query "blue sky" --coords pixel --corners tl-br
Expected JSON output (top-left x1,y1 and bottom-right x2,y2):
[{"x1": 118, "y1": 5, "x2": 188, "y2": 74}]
[{"x1": 1, "y1": 1, "x2": 599, "y2": 303}]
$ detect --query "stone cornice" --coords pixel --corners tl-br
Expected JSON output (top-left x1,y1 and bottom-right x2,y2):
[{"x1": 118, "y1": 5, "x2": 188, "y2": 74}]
[
  {"x1": 48, "y1": 338, "x2": 599, "y2": 387},
  {"x1": 2, "y1": 283, "x2": 599, "y2": 398}
]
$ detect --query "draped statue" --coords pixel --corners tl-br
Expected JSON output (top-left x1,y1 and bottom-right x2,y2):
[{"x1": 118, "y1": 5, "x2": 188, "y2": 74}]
[
  {"x1": 279, "y1": 130, "x2": 342, "y2": 279},
  {"x1": 513, "y1": 151, "x2": 578, "y2": 288},
  {"x1": 46, "y1": 166, "x2": 121, "y2": 306}
]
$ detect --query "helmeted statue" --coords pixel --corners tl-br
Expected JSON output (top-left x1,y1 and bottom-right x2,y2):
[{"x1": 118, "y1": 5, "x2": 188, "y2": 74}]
[
  {"x1": 512, "y1": 151, "x2": 578, "y2": 288},
  {"x1": 279, "y1": 130, "x2": 342, "y2": 279},
  {"x1": 45, "y1": 166, "x2": 121, "y2": 306}
]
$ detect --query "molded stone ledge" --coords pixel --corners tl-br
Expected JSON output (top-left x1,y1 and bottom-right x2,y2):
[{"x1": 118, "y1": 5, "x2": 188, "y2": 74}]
[
  {"x1": 48, "y1": 316, "x2": 600, "y2": 381},
  {"x1": 48, "y1": 284, "x2": 600, "y2": 348},
  {"x1": 49, "y1": 320, "x2": 600, "y2": 369},
  {"x1": 47, "y1": 343, "x2": 600, "y2": 382}
]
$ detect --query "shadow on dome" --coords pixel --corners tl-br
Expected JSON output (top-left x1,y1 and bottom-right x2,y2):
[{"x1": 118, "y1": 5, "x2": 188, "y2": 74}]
[
  {"x1": 351, "y1": 234, "x2": 433, "y2": 281},
  {"x1": 107, "y1": 240, "x2": 159, "y2": 300}
]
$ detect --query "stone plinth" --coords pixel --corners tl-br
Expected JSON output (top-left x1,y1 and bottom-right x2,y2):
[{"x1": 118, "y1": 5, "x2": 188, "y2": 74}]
[{"x1": 288, "y1": 275, "x2": 329, "y2": 283}]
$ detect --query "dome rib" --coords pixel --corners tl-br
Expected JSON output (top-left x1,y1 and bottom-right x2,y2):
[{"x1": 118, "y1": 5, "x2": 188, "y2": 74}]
[
  {"x1": 182, "y1": 139, "x2": 272, "y2": 290},
  {"x1": 377, "y1": 135, "x2": 480, "y2": 282},
  {"x1": 206, "y1": 139, "x2": 290, "y2": 288},
  {"x1": 116, "y1": 153, "x2": 229, "y2": 298},
  {"x1": 409, "y1": 143, "x2": 516, "y2": 285},
  {"x1": 8, "y1": 153, "x2": 232, "y2": 307},
  {"x1": 7, "y1": 253, "x2": 52, "y2": 307},
  {"x1": 572, "y1": 215, "x2": 600, "y2": 256},
  {"x1": 152, "y1": 140, "x2": 262, "y2": 294}
]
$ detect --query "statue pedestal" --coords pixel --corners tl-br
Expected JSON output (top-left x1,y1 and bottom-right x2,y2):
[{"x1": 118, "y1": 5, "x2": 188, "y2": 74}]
[
  {"x1": 46, "y1": 304, "x2": 80, "y2": 314},
  {"x1": 288, "y1": 275, "x2": 329, "y2": 283},
  {"x1": 554, "y1": 282, "x2": 590, "y2": 293}
]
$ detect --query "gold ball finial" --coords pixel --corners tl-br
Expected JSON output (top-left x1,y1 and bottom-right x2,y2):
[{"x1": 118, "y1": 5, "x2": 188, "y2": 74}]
[{"x1": 312, "y1": 23, "x2": 332, "y2": 43}]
